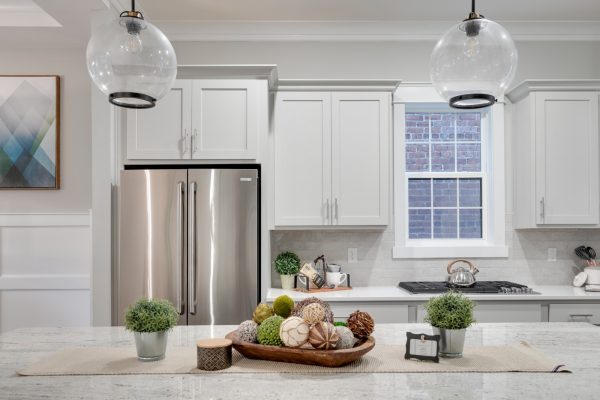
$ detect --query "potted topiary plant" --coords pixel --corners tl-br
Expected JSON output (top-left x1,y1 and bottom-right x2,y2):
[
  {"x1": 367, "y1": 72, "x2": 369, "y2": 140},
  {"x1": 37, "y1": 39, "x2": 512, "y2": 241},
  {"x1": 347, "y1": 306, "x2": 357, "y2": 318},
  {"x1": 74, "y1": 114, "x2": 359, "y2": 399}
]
[
  {"x1": 125, "y1": 298, "x2": 179, "y2": 361},
  {"x1": 274, "y1": 251, "x2": 301, "y2": 290},
  {"x1": 424, "y1": 291, "x2": 475, "y2": 358}
]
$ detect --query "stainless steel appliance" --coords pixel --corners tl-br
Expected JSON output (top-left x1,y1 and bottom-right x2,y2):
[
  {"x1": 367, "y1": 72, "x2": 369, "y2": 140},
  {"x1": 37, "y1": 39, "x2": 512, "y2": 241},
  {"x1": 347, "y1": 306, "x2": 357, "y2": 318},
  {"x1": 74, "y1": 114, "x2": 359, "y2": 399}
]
[
  {"x1": 116, "y1": 167, "x2": 259, "y2": 325},
  {"x1": 398, "y1": 281, "x2": 539, "y2": 294}
]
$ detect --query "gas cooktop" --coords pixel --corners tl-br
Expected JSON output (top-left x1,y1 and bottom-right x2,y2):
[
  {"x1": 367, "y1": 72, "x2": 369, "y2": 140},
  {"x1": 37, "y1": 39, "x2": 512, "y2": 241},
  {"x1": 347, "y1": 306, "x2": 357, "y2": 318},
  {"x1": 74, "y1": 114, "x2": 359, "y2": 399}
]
[{"x1": 398, "y1": 281, "x2": 539, "y2": 294}]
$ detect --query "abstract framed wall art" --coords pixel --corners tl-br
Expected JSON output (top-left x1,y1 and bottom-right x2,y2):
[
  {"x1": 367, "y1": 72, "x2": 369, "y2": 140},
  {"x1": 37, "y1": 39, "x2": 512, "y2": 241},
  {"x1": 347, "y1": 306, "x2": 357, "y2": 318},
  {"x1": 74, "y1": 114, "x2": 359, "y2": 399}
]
[{"x1": 0, "y1": 75, "x2": 60, "y2": 189}]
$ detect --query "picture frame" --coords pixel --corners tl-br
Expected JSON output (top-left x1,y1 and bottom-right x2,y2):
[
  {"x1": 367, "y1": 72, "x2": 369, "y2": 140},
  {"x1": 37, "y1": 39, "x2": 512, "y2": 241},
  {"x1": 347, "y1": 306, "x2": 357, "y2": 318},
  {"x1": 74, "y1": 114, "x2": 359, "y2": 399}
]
[
  {"x1": 0, "y1": 75, "x2": 60, "y2": 189},
  {"x1": 405, "y1": 332, "x2": 440, "y2": 363}
]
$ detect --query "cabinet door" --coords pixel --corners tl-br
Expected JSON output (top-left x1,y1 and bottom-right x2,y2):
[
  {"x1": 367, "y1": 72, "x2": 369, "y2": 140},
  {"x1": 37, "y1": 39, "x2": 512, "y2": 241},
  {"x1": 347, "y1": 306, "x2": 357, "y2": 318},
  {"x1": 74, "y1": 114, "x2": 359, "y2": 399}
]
[
  {"x1": 191, "y1": 80, "x2": 258, "y2": 159},
  {"x1": 126, "y1": 80, "x2": 192, "y2": 159},
  {"x1": 274, "y1": 92, "x2": 332, "y2": 226},
  {"x1": 417, "y1": 304, "x2": 542, "y2": 323},
  {"x1": 549, "y1": 304, "x2": 600, "y2": 324},
  {"x1": 331, "y1": 93, "x2": 390, "y2": 225},
  {"x1": 535, "y1": 92, "x2": 599, "y2": 225}
]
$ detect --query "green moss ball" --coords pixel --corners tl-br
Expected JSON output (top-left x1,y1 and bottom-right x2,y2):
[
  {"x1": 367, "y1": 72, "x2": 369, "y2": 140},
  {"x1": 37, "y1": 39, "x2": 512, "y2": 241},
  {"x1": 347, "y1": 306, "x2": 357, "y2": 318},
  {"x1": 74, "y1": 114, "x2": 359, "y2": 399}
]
[
  {"x1": 257, "y1": 315, "x2": 285, "y2": 346},
  {"x1": 272, "y1": 295, "x2": 295, "y2": 318}
]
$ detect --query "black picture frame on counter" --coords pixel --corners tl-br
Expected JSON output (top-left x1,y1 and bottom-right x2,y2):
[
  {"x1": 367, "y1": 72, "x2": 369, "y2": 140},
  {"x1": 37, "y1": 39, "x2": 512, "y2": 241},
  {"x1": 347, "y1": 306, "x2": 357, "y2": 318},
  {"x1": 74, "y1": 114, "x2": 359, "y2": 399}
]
[{"x1": 405, "y1": 332, "x2": 440, "y2": 363}]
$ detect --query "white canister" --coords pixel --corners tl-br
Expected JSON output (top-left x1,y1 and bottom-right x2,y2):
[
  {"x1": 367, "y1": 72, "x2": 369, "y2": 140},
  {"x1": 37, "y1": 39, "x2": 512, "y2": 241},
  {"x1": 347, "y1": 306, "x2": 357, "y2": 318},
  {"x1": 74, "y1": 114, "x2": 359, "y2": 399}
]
[{"x1": 584, "y1": 267, "x2": 600, "y2": 285}]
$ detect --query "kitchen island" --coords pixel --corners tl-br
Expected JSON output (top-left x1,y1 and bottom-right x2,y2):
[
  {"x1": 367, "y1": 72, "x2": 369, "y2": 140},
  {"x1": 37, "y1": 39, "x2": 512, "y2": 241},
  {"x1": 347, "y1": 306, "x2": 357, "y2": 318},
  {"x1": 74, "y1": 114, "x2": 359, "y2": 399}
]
[{"x1": 1, "y1": 323, "x2": 599, "y2": 399}]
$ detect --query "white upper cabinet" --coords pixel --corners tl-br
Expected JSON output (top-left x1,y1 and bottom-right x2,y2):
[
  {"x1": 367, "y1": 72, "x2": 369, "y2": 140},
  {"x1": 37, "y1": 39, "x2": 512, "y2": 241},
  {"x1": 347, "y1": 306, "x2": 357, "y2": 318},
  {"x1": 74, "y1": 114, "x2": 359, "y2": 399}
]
[
  {"x1": 331, "y1": 93, "x2": 389, "y2": 225},
  {"x1": 508, "y1": 81, "x2": 600, "y2": 228},
  {"x1": 191, "y1": 80, "x2": 258, "y2": 159},
  {"x1": 127, "y1": 80, "x2": 192, "y2": 160},
  {"x1": 126, "y1": 79, "x2": 260, "y2": 160},
  {"x1": 274, "y1": 92, "x2": 331, "y2": 226},
  {"x1": 274, "y1": 89, "x2": 391, "y2": 227}
]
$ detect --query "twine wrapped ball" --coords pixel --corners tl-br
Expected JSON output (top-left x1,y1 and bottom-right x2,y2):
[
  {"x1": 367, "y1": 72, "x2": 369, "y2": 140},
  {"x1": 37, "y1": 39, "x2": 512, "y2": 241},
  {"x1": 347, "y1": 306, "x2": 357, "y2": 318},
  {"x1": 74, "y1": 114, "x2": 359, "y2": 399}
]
[
  {"x1": 279, "y1": 316, "x2": 310, "y2": 348},
  {"x1": 335, "y1": 326, "x2": 358, "y2": 350},
  {"x1": 347, "y1": 310, "x2": 375, "y2": 339},
  {"x1": 301, "y1": 303, "x2": 326, "y2": 325},
  {"x1": 237, "y1": 320, "x2": 258, "y2": 343},
  {"x1": 308, "y1": 321, "x2": 339, "y2": 350},
  {"x1": 291, "y1": 297, "x2": 334, "y2": 323}
]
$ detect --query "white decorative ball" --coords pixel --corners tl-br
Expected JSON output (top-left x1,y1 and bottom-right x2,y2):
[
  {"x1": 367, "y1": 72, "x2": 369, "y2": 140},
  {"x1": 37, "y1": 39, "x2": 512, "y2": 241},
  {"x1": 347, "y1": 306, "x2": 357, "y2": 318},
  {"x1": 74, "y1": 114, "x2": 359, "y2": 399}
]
[
  {"x1": 238, "y1": 320, "x2": 258, "y2": 343},
  {"x1": 279, "y1": 316, "x2": 310, "y2": 348},
  {"x1": 301, "y1": 303, "x2": 325, "y2": 325},
  {"x1": 335, "y1": 326, "x2": 358, "y2": 350}
]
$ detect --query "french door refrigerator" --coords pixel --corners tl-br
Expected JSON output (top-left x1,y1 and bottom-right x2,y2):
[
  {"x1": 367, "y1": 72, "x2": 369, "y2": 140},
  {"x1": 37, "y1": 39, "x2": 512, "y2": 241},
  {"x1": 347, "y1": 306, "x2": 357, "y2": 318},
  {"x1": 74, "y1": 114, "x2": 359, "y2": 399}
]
[{"x1": 116, "y1": 167, "x2": 259, "y2": 326}]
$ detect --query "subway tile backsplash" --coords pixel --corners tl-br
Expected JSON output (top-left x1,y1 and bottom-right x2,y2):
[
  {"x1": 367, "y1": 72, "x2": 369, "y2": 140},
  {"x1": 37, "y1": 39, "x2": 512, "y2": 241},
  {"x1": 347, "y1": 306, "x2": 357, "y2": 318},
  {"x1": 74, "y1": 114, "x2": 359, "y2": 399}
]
[{"x1": 270, "y1": 220, "x2": 600, "y2": 288}]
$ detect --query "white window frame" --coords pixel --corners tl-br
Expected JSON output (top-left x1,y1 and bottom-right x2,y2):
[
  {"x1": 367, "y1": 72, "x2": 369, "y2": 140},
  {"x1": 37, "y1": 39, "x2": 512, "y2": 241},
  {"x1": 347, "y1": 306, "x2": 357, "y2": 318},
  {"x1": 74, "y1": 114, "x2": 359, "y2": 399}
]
[{"x1": 393, "y1": 85, "x2": 507, "y2": 258}]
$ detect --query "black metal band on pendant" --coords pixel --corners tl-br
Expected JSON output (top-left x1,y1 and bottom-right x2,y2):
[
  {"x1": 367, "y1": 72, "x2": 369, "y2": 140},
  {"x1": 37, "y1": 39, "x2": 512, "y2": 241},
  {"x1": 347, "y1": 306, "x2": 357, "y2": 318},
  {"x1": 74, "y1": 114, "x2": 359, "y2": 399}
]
[
  {"x1": 449, "y1": 93, "x2": 496, "y2": 110},
  {"x1": 109, "y1": 92, "x2": 156, "y2": 109}
]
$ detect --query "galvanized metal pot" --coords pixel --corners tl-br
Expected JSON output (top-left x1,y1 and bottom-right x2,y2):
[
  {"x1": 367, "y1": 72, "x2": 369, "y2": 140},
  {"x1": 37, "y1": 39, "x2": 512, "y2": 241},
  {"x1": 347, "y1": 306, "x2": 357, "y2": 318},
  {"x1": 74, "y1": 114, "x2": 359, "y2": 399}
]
[
  {"x1": 432, "y1": 327, "x2": 466, "y2": 358},
  {"x1": 134, "y1": 331, "x2": 168, "y2": 361}
]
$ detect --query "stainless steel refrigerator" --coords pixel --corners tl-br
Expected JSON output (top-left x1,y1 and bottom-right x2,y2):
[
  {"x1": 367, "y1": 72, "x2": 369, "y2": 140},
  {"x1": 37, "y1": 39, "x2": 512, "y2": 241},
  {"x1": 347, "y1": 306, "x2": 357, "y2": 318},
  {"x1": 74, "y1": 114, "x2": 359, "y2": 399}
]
[{"x1": 116, "y1": 167, "x2": 259, "y2": 326}]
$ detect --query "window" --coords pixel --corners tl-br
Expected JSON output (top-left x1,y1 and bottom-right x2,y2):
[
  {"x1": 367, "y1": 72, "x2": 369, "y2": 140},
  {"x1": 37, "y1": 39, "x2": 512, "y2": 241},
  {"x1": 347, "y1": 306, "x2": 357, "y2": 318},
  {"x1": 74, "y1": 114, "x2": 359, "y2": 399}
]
[{"x1": 393, "y1": 86, "x2": 507, "y2": 259}]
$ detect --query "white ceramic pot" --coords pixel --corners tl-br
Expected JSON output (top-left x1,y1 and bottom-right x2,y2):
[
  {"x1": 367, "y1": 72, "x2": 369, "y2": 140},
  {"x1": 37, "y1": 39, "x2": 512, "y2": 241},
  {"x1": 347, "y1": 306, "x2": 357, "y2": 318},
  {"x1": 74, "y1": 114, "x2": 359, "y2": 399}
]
[
  {"x1": 584, "y1": 267, "x2": 600, "y2": 285},
  {"x1": 280, "y1": 274, "x2": 295, "y2": 290}
]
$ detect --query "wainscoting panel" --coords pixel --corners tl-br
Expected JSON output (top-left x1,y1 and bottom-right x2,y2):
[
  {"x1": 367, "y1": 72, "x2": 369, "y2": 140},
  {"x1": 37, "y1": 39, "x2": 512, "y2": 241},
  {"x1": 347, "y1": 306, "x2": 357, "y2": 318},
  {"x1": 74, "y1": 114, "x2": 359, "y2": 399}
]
[{"x1": 0, "y1": 213, "x2": 91, "y2": 333}]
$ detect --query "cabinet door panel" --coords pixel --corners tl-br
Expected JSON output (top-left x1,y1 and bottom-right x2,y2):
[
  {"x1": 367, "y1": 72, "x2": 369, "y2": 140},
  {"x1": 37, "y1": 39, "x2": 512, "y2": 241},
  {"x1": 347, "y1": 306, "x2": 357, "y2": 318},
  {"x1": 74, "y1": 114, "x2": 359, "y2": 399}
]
[
  {"x1": 126, "y1": 80, "x2": 191, "y2": 159},
  {"x1": 274, "y1": 92, "x2": 331, "y2": 226},
  {"x1": 191, "y1": 80, "x2": 258, "y2": 159},
  {"x1": 331, "y1": 93, "x2": 389, "y2": 225},
  {"x1": 535, "y1": 92, "x2": 599, "y2": 224},
  {"x1": 549, "y1": 304, "x2": 600, "y2": 324},
  {"x1": 417, "y1": 304, "x2": 542, "y2": 323}
]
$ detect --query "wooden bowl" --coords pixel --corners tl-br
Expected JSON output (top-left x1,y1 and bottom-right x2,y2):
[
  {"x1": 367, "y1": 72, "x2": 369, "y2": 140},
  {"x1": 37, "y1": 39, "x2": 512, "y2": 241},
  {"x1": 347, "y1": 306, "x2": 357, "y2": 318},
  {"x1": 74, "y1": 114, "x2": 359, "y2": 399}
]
[{"x1": 225, "y1": 330, "x2": 375, "y2": 368}]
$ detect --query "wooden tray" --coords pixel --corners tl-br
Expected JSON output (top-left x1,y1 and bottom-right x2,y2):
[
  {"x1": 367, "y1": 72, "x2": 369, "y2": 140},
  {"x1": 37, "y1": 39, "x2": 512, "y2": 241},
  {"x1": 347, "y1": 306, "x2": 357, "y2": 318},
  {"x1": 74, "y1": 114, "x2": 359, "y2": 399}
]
[{"x1": 225, "y1": 330, "x2": 375, "y2": 368}]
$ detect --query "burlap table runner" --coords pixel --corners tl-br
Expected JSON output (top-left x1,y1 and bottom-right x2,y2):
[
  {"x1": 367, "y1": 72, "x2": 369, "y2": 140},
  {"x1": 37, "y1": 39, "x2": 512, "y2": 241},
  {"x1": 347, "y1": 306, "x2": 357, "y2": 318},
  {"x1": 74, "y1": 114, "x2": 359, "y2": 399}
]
[{"x1": 18, "y1": 341, "x2": 564, "y2": 376}]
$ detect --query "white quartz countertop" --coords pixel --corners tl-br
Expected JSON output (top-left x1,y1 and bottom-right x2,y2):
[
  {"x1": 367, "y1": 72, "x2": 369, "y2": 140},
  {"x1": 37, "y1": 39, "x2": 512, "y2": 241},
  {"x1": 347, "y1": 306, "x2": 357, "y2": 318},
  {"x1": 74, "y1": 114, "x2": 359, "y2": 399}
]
[
  {"x1": 267, "y1": 285, "x2": 600, "y2": 302},
  {"x1": 2, "y1": 323, "x2": 600, "y2": 399}
]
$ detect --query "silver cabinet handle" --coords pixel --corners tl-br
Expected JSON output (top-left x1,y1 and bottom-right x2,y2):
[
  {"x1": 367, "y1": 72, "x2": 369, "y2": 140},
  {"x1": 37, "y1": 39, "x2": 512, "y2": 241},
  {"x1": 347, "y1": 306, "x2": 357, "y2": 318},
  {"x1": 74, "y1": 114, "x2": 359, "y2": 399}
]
[
  {"x1": 540, "y1": 197, "x2": 545, "y2": 219},
  {"x1": 176, "y1": 181, "x2": 185, "y2": 315},
  {"x1": 188, "y1": 181, "x2": 197, "y2": 315},
  {"x1": 191, "y1": 129, "x2": 198, "y2": 155},
  {"x1": 325, "y1": 199, "x2": 330, "y2": 223},
  {"x1": 182, "y1": 129, "x2": 189, "y2": 156},
  {"x1": 335, "y1": 198, "x2": 339, "y2": 223},
  {"x1": 569, "y1": 314, "x2": 593, "y2": 322}
]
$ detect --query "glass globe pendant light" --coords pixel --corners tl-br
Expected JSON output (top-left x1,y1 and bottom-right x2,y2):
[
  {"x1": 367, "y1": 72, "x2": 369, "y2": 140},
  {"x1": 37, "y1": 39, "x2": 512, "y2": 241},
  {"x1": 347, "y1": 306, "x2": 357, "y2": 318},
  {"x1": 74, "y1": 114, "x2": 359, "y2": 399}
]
[
  {"x1": 86, "y1": 0, "x2": 177, "y2": 109},
  {"x1": 430, "y1": 0, "x2": 518, "y2": 109}
]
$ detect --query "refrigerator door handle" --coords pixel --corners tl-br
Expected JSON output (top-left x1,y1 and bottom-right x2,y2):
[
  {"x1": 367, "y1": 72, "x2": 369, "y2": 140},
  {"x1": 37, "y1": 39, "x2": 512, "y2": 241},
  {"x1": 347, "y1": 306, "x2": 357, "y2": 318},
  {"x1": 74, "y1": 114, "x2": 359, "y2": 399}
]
[
  {"x1": 188, "y1": 181, "x2": 197, "y2": 315},
  {"x1": 176, "y1": 181, "x2": 185, "y2": 315}
]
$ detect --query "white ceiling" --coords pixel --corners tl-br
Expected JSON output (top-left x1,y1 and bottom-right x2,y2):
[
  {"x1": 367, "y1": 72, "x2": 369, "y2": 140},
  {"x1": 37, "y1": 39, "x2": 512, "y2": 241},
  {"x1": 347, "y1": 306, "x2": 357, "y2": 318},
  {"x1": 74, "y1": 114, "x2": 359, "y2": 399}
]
[
  {"x1": 0, "y1": 0, "x2": 60, "y2": 27},
  {"x1": 139, "y1": 0, "x2": 600, "y2": 21}
]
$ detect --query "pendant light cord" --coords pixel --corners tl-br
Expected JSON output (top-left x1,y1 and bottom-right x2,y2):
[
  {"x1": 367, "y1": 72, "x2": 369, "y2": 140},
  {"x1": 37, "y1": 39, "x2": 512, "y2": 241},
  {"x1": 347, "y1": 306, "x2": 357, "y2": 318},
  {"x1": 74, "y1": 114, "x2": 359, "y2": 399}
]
[
  {"x1": 132, "y1": 0, "x2": 136, "y2": 11},
  {"x1": 471, "y1": 0, "x2": 476, "y2": 13}
]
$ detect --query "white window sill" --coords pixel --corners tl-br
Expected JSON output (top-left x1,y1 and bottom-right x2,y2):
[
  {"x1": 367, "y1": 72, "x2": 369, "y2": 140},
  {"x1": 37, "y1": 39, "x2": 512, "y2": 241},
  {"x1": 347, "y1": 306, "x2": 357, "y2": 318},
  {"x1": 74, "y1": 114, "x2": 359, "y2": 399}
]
[{"x1": 393, "y1": 244, "x2": 509, "y2": 259}]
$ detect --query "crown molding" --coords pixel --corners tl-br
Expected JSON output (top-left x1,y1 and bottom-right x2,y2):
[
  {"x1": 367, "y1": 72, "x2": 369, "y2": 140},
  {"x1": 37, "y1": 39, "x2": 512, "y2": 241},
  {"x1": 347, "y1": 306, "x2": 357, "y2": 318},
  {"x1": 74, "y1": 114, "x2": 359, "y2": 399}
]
[
  {"x1": 154, "y1": 20, "x2": 600, "y2": 42},
  {"x1": 276, "y1": 79, "x2": 401, "y2": 92},
  {"x1": 177, "y1": 64, "x2": 278, "y2": 88},
  {"x1": 507, "y1": 79, "x2": 600, "y2": 102}
]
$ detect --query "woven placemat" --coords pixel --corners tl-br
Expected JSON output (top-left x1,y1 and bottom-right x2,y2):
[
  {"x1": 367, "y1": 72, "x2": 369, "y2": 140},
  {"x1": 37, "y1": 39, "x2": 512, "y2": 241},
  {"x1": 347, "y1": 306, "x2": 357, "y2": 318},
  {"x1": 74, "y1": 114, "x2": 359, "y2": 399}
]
[{"x1": 17, "y1": 341, "x2": 563, "y2": 376}]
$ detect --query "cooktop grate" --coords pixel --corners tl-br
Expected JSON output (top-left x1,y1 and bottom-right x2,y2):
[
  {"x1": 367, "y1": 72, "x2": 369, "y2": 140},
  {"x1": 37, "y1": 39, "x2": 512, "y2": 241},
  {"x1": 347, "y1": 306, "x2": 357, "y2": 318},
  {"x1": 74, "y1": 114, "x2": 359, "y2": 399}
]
[{"x1": 398, "y1": 281, "x2": 533, "y2": 294}]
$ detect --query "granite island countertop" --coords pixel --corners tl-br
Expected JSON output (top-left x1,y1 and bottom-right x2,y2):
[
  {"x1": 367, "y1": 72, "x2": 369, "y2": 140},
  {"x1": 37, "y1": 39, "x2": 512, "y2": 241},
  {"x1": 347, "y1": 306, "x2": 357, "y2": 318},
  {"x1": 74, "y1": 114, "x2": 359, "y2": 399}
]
[{"x1": 1, "y1": 323, "x2": 600, "y2": 399}]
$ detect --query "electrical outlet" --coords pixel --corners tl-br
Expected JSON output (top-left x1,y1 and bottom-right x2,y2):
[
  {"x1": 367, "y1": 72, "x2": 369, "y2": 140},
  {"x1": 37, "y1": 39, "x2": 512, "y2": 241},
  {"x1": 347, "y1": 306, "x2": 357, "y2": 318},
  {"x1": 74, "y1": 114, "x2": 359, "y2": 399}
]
[
  {"x1": 348, "y1": 248, "x2": 358, "y2": 264},
  {"x1": 547, "y1": 247, "x2": 557, "y2": 262}
]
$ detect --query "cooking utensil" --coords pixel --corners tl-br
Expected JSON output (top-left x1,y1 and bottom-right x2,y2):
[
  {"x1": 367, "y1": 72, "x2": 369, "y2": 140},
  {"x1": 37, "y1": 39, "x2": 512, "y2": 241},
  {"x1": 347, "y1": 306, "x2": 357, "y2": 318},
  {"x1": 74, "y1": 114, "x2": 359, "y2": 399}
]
[
  {"x1": 446, "y1": 259, "x2": 479, "y2": 287},
  {"x1": 574, "y1": 246, "x2": 597, "y2": 266}
]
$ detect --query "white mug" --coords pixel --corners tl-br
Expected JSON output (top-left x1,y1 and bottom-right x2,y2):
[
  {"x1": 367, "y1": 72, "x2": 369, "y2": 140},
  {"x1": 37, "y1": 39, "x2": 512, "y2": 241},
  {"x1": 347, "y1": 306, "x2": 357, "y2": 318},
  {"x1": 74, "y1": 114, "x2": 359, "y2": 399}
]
[{"x1": 326, "y1": 272, "x2": 348, "y2": 288}]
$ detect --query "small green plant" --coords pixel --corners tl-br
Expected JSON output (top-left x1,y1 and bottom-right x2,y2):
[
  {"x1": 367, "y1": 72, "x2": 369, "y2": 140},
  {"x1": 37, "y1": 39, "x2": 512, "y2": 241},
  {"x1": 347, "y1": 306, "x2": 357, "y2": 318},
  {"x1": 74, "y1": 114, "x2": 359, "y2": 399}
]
[
  {"x1": 424, "y1": 291, "x2": 475, "y2": 330},
  {"x1": 334, "y1": 321, "x2": 347, "y2": 327},
  {"x1": 124, "y1": 298, "x2": 179, "y2": 333},
  {"x1": 274, "y1": 251, "x2": 301, "y2": 275}
]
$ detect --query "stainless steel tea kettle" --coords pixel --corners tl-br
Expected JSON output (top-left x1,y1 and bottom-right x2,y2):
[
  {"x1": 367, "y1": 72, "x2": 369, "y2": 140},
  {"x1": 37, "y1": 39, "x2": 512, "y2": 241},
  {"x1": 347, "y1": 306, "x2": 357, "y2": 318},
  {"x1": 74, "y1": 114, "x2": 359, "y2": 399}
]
[{"x1": 446, "y1": 259, "x2": 479, "y2": 287}]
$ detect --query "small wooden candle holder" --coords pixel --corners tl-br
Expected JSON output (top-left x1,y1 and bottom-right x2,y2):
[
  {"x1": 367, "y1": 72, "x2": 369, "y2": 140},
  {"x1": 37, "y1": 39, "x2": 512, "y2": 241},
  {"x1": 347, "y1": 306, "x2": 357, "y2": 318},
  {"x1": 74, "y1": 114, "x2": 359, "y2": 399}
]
[{"x1": 196, "y1": 338, "x2": 233, "y2": 371}]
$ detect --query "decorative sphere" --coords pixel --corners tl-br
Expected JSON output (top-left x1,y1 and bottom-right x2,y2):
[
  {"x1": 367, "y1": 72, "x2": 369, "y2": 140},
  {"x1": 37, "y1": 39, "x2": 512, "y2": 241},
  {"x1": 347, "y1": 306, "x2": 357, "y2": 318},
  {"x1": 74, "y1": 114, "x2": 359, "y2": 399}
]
[
  {"x1": 279, "y1": 316, "x2": 310, "y2": 348},
  {"x1": 257, "y1": 315, "x2": 285, "y2": 346},
  {"x1": 272, "y1": 295, "x2": 295, "y2": 318},
  {"x1": 301, "y1": 303, "x2": 325, "y2": 325},
  {"x1": 308, "y1": 322, "x2": 339, "y2": 350},
  {"x1": 238, "y1": 320, "x2": 258, "y2": 343},
  {"x1": 252, "y1": 303, "x2": 274, "y2": 324},
  {"x1": 335, "y1": 326, "x2": 358, "y2": 350}
]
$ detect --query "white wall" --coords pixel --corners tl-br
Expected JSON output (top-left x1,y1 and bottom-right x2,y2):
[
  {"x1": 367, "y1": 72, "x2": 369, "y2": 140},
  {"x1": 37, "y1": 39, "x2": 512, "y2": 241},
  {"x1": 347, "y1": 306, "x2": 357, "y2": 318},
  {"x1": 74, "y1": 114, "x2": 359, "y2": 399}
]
[{"x1": 0, "y1": 48, "x2": 92, "y2": 332}]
